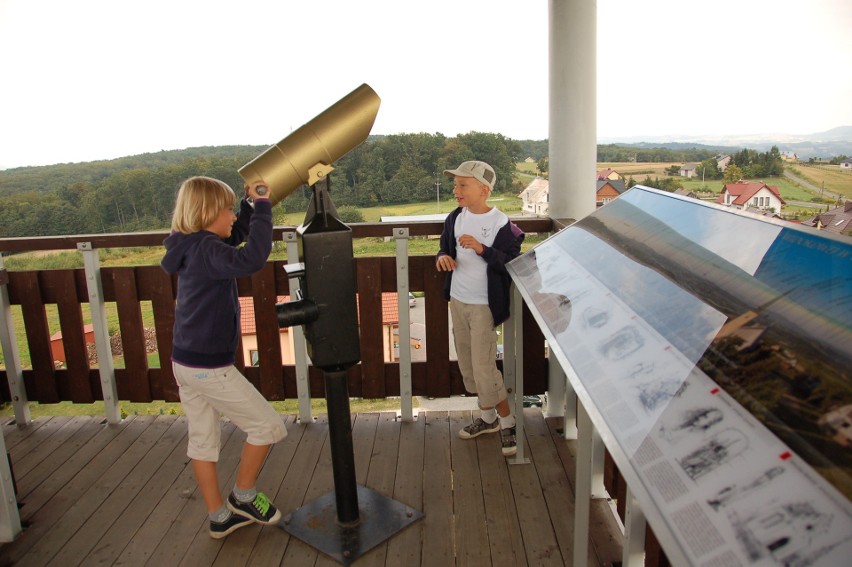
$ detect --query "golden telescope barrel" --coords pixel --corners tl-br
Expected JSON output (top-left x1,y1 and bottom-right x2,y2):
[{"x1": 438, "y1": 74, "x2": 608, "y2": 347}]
[{"x1": 238, "y1": 83, "x2": 381, "y2": 205}]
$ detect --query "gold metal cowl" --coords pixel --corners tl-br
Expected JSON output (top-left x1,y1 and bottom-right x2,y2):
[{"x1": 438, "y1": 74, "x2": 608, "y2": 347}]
[{"x1": 238, "y1": 83, "x2": 381, "y2": 206}]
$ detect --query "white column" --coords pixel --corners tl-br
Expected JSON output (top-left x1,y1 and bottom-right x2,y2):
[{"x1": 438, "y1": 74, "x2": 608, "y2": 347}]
[{"x1": 548, "y1": 0, "x2": 597, "y2": 222}]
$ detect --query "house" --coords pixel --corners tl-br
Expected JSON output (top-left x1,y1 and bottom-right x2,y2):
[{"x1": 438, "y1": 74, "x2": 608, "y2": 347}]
[
  {"x1": 801, "y1": 201, "x2": 852, "y2": 235},
  {"x1": 781, "y1": 151, "x2": 798, "y2": 162},
  {"x1": 714, "y1": 154, "x2": 732, "y2": 172},
  {"x1": 50, "y1": 324, "x2": 95, "y2": 363},
  {"x1": 596, "y1": 179, "x2": 626, "y2": 207},
  {"x1": 840, "y1": 159, "x2": 852, "y2": 170},
  {"x1": 521, "y1": 176, "x2": 628, "y2": 213},
  {"x1": 717, "y1": 181, "x2": 786, "y2": 212},
  {"x1": 673, "y1": 188, "x2": 697, "y2": 199},
  {"x1": 524, "y1": 156, "x2": 536, "y2": 163},
  {"x1": 239, "y1": 293, "x2": 407, "y2": 366},
  {"x1": 519, "y1": 177, "x2": 550, "y2": 215},
  {"x1": 596, "y1": 167, "x2": 622, "y2": 181},
  {"x1": 679, "y1": 163, "x2": 698, "y2": 178},
  {"x1": 744, "y1": 206, "x2": 783, "y2": 219}
]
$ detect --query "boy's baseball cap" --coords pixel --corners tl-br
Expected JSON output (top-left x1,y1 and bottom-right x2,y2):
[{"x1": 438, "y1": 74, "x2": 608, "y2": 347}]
[{"x1": 443, "y1": 161, "x2": 496, "y2": 190}]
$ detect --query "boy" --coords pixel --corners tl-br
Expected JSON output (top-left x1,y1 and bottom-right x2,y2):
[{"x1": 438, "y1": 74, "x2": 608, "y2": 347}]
[
  {"x1": 162, "y1": 176, "x2": 288, "y2": 538},
  {"x1": 436, "y1": 161, "x2": 524, "y2": 456}
]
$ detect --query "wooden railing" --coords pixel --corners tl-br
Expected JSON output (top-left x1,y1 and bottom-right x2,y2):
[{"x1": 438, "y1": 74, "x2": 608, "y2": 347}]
[{"x1": 0, "y1": 219, "x2": 553, "y2": 405}]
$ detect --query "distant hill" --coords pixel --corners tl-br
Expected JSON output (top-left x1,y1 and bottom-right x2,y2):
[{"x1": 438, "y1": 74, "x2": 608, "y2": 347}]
[{"x1": 599, "y1": 126, "x2": 852, "y2": 159}]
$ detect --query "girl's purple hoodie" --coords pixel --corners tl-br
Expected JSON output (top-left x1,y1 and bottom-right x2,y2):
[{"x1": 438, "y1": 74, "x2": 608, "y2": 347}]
[{"x1": 161, "y1": 199, "x2": 273, "y2": 367}]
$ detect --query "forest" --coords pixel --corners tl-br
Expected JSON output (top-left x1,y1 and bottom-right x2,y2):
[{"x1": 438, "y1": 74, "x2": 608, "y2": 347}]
[{"x1": 0, "y1": 133, "x2": 730, "y2": 238}]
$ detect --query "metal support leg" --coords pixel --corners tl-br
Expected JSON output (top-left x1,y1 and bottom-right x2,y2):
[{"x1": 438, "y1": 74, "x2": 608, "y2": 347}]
[
  {"x1": 574, "y1": 401, "x2": 593, "y2": 567},
  {"x1": 0, "y1": 258, "x2": 30, "y2": 425},
  {"x1": 285, "y1": 232, "x2": 312, "y2": 423},
  {"x1": 280, "y1": 368, "x2": 423, "y2": 564},
  {"x1": 591, "y1": 423, "x2": 607, "y2": 498},
  {"x1": 78, "y1": 243, "x2": 120, "y2": 424},
  {"x1": 393, "y1": 228, "x2": 413, "y2": 422},
  {"x1": 623, "y1": 486, "x2": 647, "y2": 567},
  {"x1": 506, "y1": 285, "x2": 529, "y2": 465}
]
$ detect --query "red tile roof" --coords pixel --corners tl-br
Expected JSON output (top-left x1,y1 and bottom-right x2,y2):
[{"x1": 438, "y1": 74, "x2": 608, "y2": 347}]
[
  {"x1": 717, "y1": 181, "x2": 786, "y2": 206},
  {"x1": 239, "y1": 293, "x2": 401, "y2": 336}
]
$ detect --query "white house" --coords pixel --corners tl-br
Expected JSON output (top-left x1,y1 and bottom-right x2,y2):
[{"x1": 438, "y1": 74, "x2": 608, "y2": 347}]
[
  {"x1": 716, "y1": 181, "x2": 786, "y2": 212},
  {"x1": 840, "y1": 159, "x2": 852, "y2": 170},
  {"x1": 519, "y1": 177, "x2": 550, "y2": 215}
]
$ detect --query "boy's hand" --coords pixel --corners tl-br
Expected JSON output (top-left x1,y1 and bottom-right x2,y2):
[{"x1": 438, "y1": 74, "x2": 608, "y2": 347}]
[
  {"x1": 436, "y1": 254, "x2": 457, "y2": 272},
  {"x1": 458, "y1": 234, "x2": 484, "y2": 255},
  {"x1": 245, "y1": 181, "x2": 271, "y2": 201}
]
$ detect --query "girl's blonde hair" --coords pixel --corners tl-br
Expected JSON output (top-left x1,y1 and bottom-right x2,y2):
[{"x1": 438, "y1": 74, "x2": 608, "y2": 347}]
[{"x1": 171, "y1": 176, "x2": 237, "y2": 234}]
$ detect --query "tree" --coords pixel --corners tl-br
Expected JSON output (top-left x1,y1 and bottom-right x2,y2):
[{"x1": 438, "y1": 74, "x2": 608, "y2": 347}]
[
  {"x1": 723, "y1": 164, "x2": 744, "y2": 184},
  {"x1": 536, "y1": 158, "x2": 548, "y2": 176},
  {"x1": 696, "y1": 158, "x2": 721, "y2": 181}
]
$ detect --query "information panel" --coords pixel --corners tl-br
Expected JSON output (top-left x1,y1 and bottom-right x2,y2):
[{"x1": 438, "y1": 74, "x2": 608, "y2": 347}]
[{"x1": 508, "y1": 187, "x2": 852, "y2": 567}]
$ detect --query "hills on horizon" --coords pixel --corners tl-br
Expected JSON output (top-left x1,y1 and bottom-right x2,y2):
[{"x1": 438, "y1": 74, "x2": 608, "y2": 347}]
[{"x1": 599, "y1": 125, "x2": 852, "y2": 159}]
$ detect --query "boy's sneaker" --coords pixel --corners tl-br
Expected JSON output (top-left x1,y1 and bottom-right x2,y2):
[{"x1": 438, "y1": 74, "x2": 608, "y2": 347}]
[
  {"x1": 501, "y1": 426, "x2": 517, "y2": 457},
  {"x1": 458, "y1": 417, "x2": 500, "y2": 439},
  {"x1": 227, "y1": 491, "x2": 282, "y2": 525},
  {"x1": 209, "y1": 512, "x2": 253, "y2": 539}
]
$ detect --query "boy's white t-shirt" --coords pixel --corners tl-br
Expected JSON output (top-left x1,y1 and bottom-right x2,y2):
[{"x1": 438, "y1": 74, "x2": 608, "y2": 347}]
[{"x1": 450, "y1": 207, "x2": 508, "y2": 305}]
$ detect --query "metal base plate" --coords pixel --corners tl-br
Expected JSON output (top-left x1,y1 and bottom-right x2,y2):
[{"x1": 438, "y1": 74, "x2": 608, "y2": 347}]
[{"x1": 279, "y1": 485, "x2": 423, "y2": 565}]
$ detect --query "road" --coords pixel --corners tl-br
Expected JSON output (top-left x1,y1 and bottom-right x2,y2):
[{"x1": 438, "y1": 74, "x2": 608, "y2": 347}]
[{"x1": 783, "y1": 170, "x2": 841, "y2": 201}]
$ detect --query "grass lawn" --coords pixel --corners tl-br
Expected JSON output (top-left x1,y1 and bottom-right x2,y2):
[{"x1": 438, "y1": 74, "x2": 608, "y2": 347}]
[{"x1": 787, "y1": 164, "x2": 852, "y2": 200}]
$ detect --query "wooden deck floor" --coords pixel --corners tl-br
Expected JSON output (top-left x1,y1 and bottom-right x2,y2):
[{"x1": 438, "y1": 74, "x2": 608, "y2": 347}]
[{"x1": 0, "y1": 409, "x2": 618, "y2": 566}]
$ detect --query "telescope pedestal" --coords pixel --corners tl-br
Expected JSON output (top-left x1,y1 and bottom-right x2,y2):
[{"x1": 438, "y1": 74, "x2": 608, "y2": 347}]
[{"x1": 279, "y1": 370, "x2": 423, "y2": 564}]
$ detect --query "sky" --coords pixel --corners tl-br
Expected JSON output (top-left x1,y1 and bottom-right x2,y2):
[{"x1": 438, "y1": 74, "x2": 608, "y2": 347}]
[{"x1": 1, "y1": 0, "x2": 850, "y2": 170}]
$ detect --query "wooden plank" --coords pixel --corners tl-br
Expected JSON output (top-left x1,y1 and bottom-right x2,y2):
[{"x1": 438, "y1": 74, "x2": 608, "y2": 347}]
[
  {"x1": 423, "y1": 261, "x2": 450, "y2": 398},
  {"x1": 50, "y1": 270, "x2": 94, "y2": 402},
  {"x1": 357, "y1": 258, "x2": 385, "y2": 399},
  {"x1": 386, "y1": 411, "x2": 425, "y2": 565},
  {"x1": 524, "y1": 408, "x2": 576, "y2": 565},
  {"x1": 351, "y1": 412, "x2": 397, "y2": 566},
  {"x1": 49, "y1": 415, "x2": 188, "y2": 564},
  {"x1": 213, "y1": 415, "x2": 299, "y2": 567},
  {"x1": 522, "y1": 303, "x2": 548, "y2": 395},
  {"x1": 506, "y1": 428, "x2": 564, "y2": 566},
  {"x1": 248, "y1": 415, "x2": 329, "y2": 566},
  {"x1": 477, "y1": 420, "x2": 528, "y2": 567},
  {"x1": 450, "y1": 410, "x2": 490, "y2": 567},
  {"x1": 15, "y1": 271, "x2": 58, "y2": 402},
  {"x1": 1, "y1": 415, "x2": 52, "y2": 449},
  {"x1": 7, "y1": 416, "x2": 69, "y2": 472},
  {"x1": 421, "y1": 411, "x2": 454, "y2": 564},
  {"x1": 545, "y1": 416, "x2": 620, "y2": 567},
  {"x1": 112, "y1": 420, "x2": 238, "y2": 566},
  {"x1": 251, "y1": 262, "x2": 285, "y2": 400},
  {"x1": 0, "y1": 415, "x2": 144, "y2": 565},
  {"x1": 17, "y1": 416, "x2": 173, "y2": 565},
  {"x1": 80, "y1": 415, "x2": 189, "y2": 565},
  {"x1": 111, "y1": 267, "x2": 151, "y2": 402},
  {"x1": 15, "y1": 416, "x2": 100, "y2": 500},
  {"x1": 279, "y1": 414, "x2": 336, "y2": 566},
  {"x1": 138, "y1": 265, "x2": 176, "y2": 399},
  {"x1": 147, "y1": 420, "x2": 246, "y2": 566}
]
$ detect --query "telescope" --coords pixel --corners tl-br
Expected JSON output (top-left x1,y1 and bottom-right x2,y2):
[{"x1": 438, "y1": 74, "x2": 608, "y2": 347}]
[
  {"x1": 241, "y1": 84, "x2": 424, "y2": 562},
  {"x1": 238, "y1": 83, "x2": 381, "y2": 206}
]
